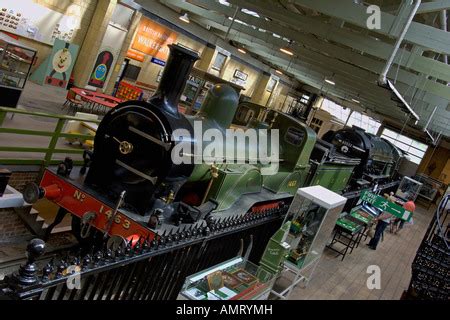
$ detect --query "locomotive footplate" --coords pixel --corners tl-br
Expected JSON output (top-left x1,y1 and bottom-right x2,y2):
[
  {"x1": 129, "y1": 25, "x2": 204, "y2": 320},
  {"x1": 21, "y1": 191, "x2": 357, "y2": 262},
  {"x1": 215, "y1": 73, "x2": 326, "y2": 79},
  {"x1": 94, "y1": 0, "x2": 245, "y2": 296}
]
[
  {"x1": 39, "y1": 167, "x2": 157, "y2": 241},
  {"x1": 37, "y1": 167, "x2": 292, "y2": 241}
]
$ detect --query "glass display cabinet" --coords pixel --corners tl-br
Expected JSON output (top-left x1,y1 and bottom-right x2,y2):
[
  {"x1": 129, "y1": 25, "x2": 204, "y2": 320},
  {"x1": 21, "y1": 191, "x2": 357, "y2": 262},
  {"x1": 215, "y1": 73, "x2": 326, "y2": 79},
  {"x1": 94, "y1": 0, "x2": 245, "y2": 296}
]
[
  {"x1": 413, "y1": 173, "x2": 447, "y2": 202},
  {"x1": 178, "y1": 257, "x2": 275, "y2": 300},
  {"x1": 270, "y1": 186, "x2": 347, "y2": 299},
  {"x1": 283, "y1": 186, "x2": 347, "y2": 270},
  {"x1": 0, "y1": 33, "x2": 36, "y2": 108},
  {"x1": 395, "y1": 176, "x2": 423, "y2": 201}
]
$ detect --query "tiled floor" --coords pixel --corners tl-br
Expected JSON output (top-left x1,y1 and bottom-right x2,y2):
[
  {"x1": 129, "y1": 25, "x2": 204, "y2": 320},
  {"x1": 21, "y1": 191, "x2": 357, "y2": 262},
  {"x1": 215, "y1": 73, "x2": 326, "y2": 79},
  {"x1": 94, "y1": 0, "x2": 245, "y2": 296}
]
[{"x1": 278, "y1": 203, "x2": 434, "y2": 300}]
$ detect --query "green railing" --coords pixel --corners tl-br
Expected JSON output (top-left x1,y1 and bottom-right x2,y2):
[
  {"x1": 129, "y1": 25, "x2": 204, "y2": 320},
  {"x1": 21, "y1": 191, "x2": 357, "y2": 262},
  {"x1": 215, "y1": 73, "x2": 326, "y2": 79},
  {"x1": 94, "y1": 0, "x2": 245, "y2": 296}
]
[{"x1": 0, "y1": 107, "x2": 100, "y2": 166}]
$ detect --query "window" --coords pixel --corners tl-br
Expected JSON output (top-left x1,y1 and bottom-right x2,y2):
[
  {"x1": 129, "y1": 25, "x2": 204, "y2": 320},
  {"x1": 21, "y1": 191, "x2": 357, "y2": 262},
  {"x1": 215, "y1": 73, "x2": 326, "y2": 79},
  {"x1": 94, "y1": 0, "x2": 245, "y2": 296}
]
[
  {"x1": 320, "y1": 99, "x2": 381, "y2": 134},
  {"x1": 347, "y1": 112, "x2": 381, "y2": 135},
  {"x1": 320, "y1": 99, "x2": 351, "y2": 122},
  {"x1": 211, "y1": 52, "x2": 227, "y2": 72},
  {"x1": 380, "y1": 128, "x2": 428, "y2": 165}
]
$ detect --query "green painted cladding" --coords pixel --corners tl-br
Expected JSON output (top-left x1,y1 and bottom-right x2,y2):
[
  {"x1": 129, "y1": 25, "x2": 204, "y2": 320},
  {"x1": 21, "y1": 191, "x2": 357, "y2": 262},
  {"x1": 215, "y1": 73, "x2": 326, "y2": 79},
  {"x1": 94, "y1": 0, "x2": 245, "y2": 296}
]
[{"x1": 309, "y1": 163, "x2": 355, "y2": 193}]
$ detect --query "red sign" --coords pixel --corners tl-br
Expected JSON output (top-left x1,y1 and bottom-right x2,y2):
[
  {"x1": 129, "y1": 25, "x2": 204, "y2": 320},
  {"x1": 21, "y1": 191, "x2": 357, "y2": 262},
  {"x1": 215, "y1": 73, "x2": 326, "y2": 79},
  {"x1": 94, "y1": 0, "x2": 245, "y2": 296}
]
[
  {"x1": 126, "y1": 49, "x2": 145, "y2": 62},
  {"x1": 40, "y1": 170, "x2": 155, "y2": 241},
  {"x1": 131, "y1": 17, "x2": 177, "y2": 61}
]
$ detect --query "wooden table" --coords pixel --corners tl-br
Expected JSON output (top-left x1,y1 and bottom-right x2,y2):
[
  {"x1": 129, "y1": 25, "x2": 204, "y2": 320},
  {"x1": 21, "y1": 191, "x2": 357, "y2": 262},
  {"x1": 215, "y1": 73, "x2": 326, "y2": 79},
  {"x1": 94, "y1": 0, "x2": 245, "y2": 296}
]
[{"x1": 70, "y1": 88, "x2": 123, "y2": 114}]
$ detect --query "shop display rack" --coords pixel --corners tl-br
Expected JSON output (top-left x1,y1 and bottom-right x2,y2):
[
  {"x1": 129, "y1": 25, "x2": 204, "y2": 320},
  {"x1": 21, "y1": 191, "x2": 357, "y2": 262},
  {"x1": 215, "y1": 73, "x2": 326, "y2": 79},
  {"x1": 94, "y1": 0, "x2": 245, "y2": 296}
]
[{"x1": 405, "y1": 194, "x2": 449, "y2": 300}]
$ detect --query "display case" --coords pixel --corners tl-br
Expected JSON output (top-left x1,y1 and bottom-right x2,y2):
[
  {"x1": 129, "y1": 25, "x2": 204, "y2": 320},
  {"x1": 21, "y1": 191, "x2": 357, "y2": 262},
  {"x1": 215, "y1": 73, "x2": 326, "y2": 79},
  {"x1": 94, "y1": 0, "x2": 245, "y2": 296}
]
[
  {"x1": 178, "y1": 257, "x2": 275, "y2": 300},
  {"x1": 395, "y1": 176, "x2": 423, "y2": 201},
  {"x1": 0, "y1": 33, "x2": 36, "y2": 107},
  {"x1": 283, "y1": 186, "x2": 347, "y2": 270},
  {"x1": 413, "y1": 173, "x2": 447, "y2": 201}
]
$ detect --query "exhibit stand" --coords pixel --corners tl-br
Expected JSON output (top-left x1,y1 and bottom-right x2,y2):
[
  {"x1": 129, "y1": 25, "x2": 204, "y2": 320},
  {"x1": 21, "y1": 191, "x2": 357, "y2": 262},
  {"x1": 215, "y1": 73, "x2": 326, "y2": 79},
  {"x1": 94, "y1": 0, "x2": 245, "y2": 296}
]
[
  {"x1": 270, "y1": 186, "x2": 347, "y2": 299},
  {"x1": 178, "y1": 257, "x2": 275, "y2": 300}
]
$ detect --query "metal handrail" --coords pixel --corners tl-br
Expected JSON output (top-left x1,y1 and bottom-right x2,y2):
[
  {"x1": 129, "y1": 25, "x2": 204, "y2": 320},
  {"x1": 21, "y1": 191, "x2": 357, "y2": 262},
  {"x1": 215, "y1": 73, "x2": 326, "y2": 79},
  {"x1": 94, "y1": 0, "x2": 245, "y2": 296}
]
[{"x1": 0, "y1": 107, "x2": 101, "y2": 166}]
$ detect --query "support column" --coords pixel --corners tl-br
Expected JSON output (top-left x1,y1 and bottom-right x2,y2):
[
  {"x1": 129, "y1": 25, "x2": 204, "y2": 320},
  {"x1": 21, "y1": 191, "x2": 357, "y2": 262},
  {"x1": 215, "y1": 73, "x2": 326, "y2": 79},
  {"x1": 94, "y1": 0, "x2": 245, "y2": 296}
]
[
  {"x1": 250, "y1": 72, "x2": 271, "y2": 105},
  {"x1": 195, "y1": 44, "x2": 216, "y2": 72},
  {"x1": 104, "y1": 11, "x2": 143, "y2": 95},
  {"x1": 72, "y1": 0, "x2": 118, "y2": 88}
]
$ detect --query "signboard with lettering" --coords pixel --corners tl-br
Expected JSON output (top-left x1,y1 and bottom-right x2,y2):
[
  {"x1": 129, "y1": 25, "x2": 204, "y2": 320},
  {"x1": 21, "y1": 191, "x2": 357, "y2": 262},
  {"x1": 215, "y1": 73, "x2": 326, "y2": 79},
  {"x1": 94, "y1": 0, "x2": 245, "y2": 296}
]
[
  {"x1": 151, "y1": 57, "x2": 166, "y2": 66},
  {"x1": 360, "y1": 191, "x2": 412, "y2": 221},
  {"x1": 233, "y1": 69, "x2": 248, "y2": 81},
  {"x1": 126, "y1": 49, "x2": 145, "y2": 62},
  {"x1": 131, "y1": 17, "x2": 177, "y2": 61}
]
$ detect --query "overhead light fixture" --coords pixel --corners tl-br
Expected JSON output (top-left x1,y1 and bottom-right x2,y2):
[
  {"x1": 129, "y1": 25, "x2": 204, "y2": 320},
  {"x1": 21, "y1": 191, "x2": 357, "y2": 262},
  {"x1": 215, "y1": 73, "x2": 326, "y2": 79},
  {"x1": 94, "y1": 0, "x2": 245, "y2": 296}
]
[
  {"x1": 352, "y1": 98, "x2": 360, "y2": 104},
  {"x1": 275, "y1": 69, "x2": 283, "y2": 75},
  {"x1": 280, "y1": 39, "x2": 294, "y2": 56},
  {"x1": 324, "y1": 74, "x2": 335, "y2": 86},
  {"x1": 279, "y1": 47, "x2": 294, "y2": 56},
  {"x1": 179, "y1": 12, "x2": 190, "y2": 23},
  {"x1": 238, "y1": 48, "x2": 246, "y2": 54}
]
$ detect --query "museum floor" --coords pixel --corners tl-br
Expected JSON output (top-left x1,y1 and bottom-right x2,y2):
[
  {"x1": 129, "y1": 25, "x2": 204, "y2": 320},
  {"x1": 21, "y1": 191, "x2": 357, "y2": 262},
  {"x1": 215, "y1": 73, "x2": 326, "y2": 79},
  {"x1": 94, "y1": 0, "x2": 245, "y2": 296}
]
[{"x1": 282, "y1": 202, "x2": 434, "y2": 300}]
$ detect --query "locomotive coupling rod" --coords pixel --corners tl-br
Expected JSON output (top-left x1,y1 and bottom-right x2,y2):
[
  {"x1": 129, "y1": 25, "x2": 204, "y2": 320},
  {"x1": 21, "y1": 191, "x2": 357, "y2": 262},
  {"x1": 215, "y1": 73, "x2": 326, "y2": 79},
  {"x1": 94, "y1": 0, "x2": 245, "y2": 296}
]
[{"x1": 103, "y1": 191, "x2": 126, "y2": 239}]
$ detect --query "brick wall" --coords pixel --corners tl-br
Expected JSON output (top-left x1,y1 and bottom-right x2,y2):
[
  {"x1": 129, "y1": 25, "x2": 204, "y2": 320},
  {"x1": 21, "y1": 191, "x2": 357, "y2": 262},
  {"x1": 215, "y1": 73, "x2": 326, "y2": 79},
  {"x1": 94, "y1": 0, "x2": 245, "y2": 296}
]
[
  {"x1": 0, "y1": 208, "x2": 32, "y2": 242},
  {"x1": 0, "y1": 169, "x2": 41, "y2": 242},
  {"x1": 8, "y1": 171, "x2": 40, "y2": 193}
]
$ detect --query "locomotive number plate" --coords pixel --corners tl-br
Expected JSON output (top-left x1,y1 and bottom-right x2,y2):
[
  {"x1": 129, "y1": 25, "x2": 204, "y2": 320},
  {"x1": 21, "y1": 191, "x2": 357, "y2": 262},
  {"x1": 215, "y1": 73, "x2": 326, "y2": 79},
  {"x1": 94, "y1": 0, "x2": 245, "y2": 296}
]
[{"x1": 40, "y1": 170, "x2": 155, "y2": 240}]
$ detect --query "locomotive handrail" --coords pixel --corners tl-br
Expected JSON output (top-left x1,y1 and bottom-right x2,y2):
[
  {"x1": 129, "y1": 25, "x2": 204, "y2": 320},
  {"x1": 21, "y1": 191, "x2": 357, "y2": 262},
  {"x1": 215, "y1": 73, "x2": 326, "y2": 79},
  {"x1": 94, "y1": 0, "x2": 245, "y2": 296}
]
[{"x1": 0, "y1": 107, "x2": 101, "y2": 166}]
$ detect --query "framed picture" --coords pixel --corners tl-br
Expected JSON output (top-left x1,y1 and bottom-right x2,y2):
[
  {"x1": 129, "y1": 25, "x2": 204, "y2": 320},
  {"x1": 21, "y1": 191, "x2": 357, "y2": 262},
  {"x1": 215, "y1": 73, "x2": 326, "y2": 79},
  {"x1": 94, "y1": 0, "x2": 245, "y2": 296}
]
[
  {"x1": 233, "y1": 69, "x2": 248, "y2": 81},
  {"x1": 222, "y1": 272, "x2": 242, "y2": 289},
  {"x1": 231, "y1": 269, "x2": 257, "y2": 285},
  {"x1": 206, "y1": 270, "x2": 224, "y2": 291}
]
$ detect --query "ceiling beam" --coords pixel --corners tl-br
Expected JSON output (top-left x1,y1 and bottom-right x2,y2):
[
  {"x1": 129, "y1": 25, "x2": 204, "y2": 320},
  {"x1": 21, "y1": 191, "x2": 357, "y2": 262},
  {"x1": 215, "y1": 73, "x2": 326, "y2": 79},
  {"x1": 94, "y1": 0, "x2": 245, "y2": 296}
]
[
  {"x1": 193, "y1": 15, "x2": 449, "y2": 132},
  {"x1": 191, "y1": 13, "x2": 449, "y2": 106},
  {"x1": 168, "y1": 0, "x2": 450, "y2": 102},
  {"x1": 289, "y1": 0, "x2": 450, "y2": 55},
  {"x1": 417, "y1": 0, "x2": 450, "y2": 14},
  {"x1": 227, "y1": 0, "x2": 450, "y2": 83}
]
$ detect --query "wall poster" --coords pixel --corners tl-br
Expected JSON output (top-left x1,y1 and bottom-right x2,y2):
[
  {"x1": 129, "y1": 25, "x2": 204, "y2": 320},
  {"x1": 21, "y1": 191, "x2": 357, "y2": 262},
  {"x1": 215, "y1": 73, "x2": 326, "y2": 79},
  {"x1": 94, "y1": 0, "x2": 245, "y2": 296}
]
[
  {"x1": 0, "y1": 0, "x2": 80, "y2": 45},
  {"x1": 29, "y1": 38, "x2": 79, "y2": 88},
  {"x1": 130, "y1": 16, "x2": 177, "y2": 61},
  {"x1": 88, "y1": 24, "x2": 126, "y2": 89}
]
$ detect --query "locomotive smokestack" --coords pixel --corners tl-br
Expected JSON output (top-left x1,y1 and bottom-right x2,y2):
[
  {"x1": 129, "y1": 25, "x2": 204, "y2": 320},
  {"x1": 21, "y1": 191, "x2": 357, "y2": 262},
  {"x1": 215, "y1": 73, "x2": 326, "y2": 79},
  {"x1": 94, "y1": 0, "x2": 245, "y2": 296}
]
[{"x1": 151, "y1": 44, "x2": 199, "y2": 116}]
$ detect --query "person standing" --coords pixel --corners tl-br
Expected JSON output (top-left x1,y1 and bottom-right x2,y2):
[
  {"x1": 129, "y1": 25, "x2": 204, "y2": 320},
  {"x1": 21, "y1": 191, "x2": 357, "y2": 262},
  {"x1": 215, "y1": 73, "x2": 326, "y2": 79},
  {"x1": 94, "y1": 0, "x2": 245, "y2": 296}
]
[
  {"x1": 367, "y1": 210, "x2": 393, "y2": 250},
  {"x1": 395, "y1": 196, "x2": 416, "y2": 234}
]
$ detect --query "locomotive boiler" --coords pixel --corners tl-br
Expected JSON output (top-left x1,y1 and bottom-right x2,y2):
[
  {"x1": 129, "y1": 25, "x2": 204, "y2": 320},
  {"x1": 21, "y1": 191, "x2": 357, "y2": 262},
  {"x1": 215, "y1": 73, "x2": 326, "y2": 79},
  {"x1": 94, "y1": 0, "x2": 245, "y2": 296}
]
[{"x1": 322, "y1": 126, "x2": 403, "y2": 189}]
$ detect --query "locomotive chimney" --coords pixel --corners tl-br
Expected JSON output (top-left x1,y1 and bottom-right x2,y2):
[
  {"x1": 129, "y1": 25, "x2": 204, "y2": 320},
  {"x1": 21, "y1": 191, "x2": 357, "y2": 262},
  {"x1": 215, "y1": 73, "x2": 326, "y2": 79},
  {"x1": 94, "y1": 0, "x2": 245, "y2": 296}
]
[{"x1": 150, "y1": 44, "x2": 200, "y2": 116}]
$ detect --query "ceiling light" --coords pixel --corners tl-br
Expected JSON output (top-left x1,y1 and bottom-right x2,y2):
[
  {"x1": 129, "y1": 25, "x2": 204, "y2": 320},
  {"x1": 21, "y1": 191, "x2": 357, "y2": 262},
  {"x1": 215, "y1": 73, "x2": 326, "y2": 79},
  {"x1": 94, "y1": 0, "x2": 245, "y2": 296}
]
[
  {"x1": 179, "y1": 12, "x2": 190, "y2": 23},
  {"x1": 279, "y1": 47, "x2": 294, "y2": 56},
  {"x1": 325, "y1": 78, "x2": 335, "y2": 85},
  {"x1": 275, "y1": 70, "x2": 283, "y2": 75},
  {"x1": 238, "y1": 48, "x2": 246, "y2": 54},
  {"x1": 351, "y1": 98, "x2": 360, "y2": 103}
]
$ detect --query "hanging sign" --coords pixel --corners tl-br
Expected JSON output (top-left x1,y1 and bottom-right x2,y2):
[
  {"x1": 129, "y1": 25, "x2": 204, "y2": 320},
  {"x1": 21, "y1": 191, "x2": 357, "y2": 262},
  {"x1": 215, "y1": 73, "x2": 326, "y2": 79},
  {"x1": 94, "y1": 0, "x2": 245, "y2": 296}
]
[
  {"x1": 131, "y1": 17, "x2": 177, "y2": 61},
  {"x1": 360, "y1": 191, "x2": 412, "y2": 221}
]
